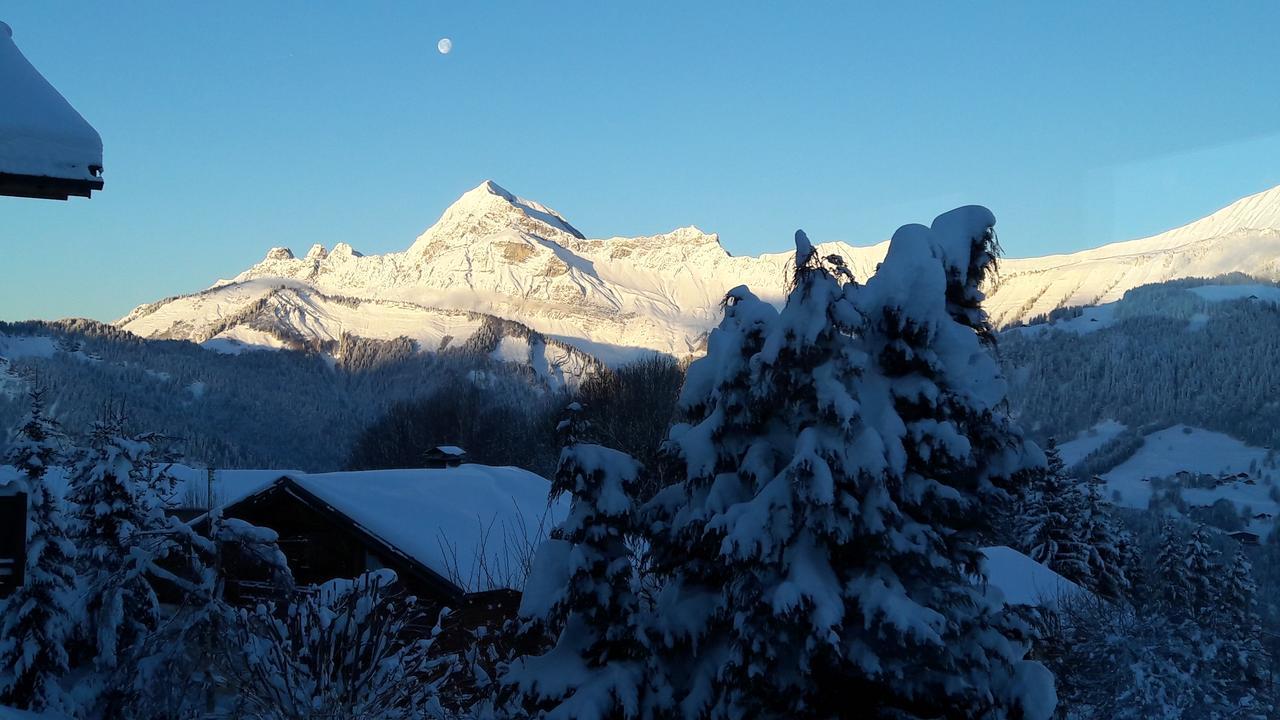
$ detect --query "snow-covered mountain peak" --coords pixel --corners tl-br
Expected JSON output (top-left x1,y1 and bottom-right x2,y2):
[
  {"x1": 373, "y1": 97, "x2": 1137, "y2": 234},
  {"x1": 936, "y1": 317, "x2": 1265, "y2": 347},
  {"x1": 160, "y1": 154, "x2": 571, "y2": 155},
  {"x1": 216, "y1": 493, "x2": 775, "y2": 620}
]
[
  {"x1": 130, "y1": 180, "x2": 1280, "y2": 368},
  {"x1": 407, "y1": 180, "x2": 585, "y2": 257},
  {"x1": 1154, "y1": 182, "x2": 1280, "y2": 247}
]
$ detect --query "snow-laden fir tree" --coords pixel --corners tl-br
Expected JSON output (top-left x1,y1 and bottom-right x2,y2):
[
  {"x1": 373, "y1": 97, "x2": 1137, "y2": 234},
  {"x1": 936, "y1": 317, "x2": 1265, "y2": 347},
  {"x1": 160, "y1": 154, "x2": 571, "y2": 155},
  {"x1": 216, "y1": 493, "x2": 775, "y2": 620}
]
[
  {"x1": 66, "y1": 411, "x2": 167, "y2": 678},
  {"x1": 1154, "y1": 519, "x2": 1194, "y2": 616},
  {"x1": 676, "y1": 232, "x2": 880, "y2": 717},
  {"x1": 851, "y1": 213, "x2": 1054, "y2": 719},
  {"x1": 1144, "y1": 521, "x2": 1234, "y2": 718},
  {"x1": 0, "y1": 389, "x2": 78, "y2": 714},
  {"x1": 132, "y1": 512, "x2": 295, "y2": 718},
  {"x1": 1080, "y1": 480, "x2": 1133, "y2": 600},
  {"x1": 1017, "y1": 438, "x2": 1092, "y2": 584},
  {"x1": 643, "y1": 284, "x2": 780, "y2": 717},
  {"x1": 1162, "y1": 524, "x2": 1219, "y2": 627},
  {"x1": 507, "y1": 403, "x2": 647, "y2": 719},
  {"x1": 646, "y1": 214, "x2": 1053, "y2": 719},
  {"x1": 225, "y1": 570, "x2": 455, "y2": 719},
  {"x1": 1214, "y1": 551, "x2": 1272, "y2": 715}
]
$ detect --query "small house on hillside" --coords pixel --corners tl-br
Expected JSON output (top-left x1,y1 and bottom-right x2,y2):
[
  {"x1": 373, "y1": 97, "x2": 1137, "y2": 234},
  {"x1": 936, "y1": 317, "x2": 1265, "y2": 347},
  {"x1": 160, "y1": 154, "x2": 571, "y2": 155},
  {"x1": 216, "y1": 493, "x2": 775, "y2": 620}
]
[
  {"x1": 204, "y1": 465, "x2": 563, "y2": 616},
  {"x1": 0, "y1": 21, "x2": 104, "y2": 200},
  {"x1": 1230, "y1": 530, "x2": 1261, "y2": 546},
  {"x1": 424, "y1": 445, "x2": 467, "y2": 468}
]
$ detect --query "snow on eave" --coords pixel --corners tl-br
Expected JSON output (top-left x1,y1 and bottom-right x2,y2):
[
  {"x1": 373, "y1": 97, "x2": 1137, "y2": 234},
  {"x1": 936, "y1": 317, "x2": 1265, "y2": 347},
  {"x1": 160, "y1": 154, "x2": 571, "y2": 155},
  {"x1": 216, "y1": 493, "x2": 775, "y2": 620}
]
[{"x1": 0, "y1": 21, "x2": 104, "y2": 184}]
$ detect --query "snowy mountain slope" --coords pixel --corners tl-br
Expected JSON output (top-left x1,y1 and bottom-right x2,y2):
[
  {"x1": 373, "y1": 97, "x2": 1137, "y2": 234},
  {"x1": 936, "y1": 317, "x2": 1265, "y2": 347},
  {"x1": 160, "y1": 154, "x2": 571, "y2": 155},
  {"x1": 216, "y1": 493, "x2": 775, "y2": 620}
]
[
  {"x1": 987, "y1": 185, "x2": 1280, "y2": 326},
  {"x1": 119, "y1": 181, "x2": 883, "y2": 362},
  {"x1": 118, "y1": 181, "x2": 1280, "y2": 360},
  {"x1": 120, "y1": 279, "x2": 598, "y2": 385}
]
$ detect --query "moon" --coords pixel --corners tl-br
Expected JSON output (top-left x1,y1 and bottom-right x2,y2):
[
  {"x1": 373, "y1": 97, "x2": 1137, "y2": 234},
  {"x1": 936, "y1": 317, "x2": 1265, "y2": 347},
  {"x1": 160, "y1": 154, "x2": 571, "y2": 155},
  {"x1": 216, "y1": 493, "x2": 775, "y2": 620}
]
[{"x1": 437, "y1": 38, "x2": 452, "y2": 55}]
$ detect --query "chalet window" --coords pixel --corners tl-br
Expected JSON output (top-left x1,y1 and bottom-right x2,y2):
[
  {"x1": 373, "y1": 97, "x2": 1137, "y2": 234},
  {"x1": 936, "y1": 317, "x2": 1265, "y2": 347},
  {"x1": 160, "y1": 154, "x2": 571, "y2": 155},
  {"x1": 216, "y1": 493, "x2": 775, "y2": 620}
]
[{"x1": 0, "y1": 493, "x2": 27, "y2": 598}]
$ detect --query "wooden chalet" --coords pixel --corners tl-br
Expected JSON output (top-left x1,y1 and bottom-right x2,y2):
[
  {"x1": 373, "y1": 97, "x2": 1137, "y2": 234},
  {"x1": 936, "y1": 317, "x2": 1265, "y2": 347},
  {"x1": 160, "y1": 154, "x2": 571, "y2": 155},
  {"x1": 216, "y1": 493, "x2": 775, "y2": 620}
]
[
  {"x1": 1230, "y1": 530, "x2": 1261, "y2": 546},
  {"x1": 214, "y1": 475, "x2": 464, "y2": 605},
  {"x1": 424, "y1": 445, "x2": 468, "y2": 468},
  {"x1": 0, "y1": 21, "x2": 104, "y2": 200},
  {"x1": 199, "y1": 466, "x2": 561, "y2": 627}
]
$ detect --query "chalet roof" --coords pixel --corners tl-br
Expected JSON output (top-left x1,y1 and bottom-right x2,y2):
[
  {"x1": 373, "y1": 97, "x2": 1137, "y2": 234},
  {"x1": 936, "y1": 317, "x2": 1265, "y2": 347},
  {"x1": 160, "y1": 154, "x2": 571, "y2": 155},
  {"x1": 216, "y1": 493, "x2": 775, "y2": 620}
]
[
  {"x1": 219, "y1": 465, "x2": 566, "y2": 594},
  {"x1": 432, "y1": 445, "x2": 467, "y2": 456},
  {"x1": 0, "y1": 21, "x2": 104, "y2": 199},
  {"x1": 980, "y1": 545, "x2": 1091, "y2": 609}
]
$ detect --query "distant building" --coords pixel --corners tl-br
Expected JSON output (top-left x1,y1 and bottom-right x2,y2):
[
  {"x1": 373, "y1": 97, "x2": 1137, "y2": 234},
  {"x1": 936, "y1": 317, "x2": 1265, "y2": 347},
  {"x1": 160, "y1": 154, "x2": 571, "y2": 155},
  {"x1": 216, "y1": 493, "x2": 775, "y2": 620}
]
[
  {"x1": 424, "y1": 445, "x2": 467, "y2": 468},
  {"x1": 1229, "y1": 530, "x2": 1261, "y2": 546},
  {"x1": 0, "y1": 21, "x2": 104, "y2": 199}
]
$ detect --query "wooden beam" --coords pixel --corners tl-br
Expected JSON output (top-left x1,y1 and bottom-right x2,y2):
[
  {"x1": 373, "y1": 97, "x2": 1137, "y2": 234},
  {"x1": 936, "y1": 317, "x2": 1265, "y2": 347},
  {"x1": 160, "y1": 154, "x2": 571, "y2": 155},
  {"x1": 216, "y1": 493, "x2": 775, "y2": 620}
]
[{"x1": 0, "y1": 171, "x2": 103, "y2": 200}]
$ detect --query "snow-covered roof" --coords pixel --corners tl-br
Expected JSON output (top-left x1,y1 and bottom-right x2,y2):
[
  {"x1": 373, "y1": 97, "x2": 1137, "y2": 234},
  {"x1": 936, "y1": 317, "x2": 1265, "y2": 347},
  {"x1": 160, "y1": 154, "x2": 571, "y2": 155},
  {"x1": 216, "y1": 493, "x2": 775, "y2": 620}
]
[
  {"x1": 433, "y1": 445, "x2": 467, "y2": 456},
  {"x1": 226, "y1": 465, "x2": 566, "y2": 593},
  {"x1": 0, "y1": 21, "x2": 103, "y2": 198},
  {"x1": 980, "y1": 546, "x2": 1090, "y2": 609}
]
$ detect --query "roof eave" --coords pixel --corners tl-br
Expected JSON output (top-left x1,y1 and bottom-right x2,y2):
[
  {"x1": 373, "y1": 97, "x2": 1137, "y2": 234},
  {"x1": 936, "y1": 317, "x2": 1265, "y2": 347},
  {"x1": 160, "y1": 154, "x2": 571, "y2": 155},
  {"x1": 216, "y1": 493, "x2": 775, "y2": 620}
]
[{"x1": 0, "y1": 170, "x2": 103, "y2": 200}]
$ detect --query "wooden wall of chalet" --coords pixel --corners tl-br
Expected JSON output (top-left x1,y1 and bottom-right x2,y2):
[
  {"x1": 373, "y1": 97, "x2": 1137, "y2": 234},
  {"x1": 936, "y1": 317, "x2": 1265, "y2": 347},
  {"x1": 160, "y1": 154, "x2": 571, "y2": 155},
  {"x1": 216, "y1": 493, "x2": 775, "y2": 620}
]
[
  {"x1": 0, "y1": 493, "x2": 27, "y2": 598},
  {"x1": 220, "y1": 482, "x2": 462, "y2": 608}
]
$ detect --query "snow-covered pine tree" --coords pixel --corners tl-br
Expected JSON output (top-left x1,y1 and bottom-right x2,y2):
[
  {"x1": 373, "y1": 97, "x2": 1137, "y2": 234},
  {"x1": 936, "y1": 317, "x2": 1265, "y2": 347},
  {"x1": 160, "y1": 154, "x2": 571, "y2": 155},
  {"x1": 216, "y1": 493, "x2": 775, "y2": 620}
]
[
  {"x1": 507, "y1": 403, "x2": 647, "y2": 719},
  {"x1": 131, "y1": 512, "x2": 295, "y2": 718},
  {"x1": 1018, "y1": 438, "x2": 1092, "y2": 584},
  {"x1": 688, "y1": 231, "x2": 877, "y2": 717},
  {"x1": 1215, "y1": 551, "x2": 1272, "y2": 714},
  {"x1": 226, "y1": 570, "x2": 454, "y2": 719},
  {"x1": 852, "y1": 215, "x2": 1054, "y2": 719},
  {"x1": 0, "y1": 389, "x2": 78, "y2": 714},
  {"x1": 643, "y1": 284, "x2": 779, "y2": 718},
  {"x1": 1182, "y1": 524, "x2": 1220, "y2": 628},
  {"x1": 1080, "y1": 481, "x2": 1133, "y2": 600},
  {"x1": 1155, "y1": 519, "x2": 1194, "y2": 617},
  {"x1": 66, "y1": 411, "x2": 166, "y2": 679}
]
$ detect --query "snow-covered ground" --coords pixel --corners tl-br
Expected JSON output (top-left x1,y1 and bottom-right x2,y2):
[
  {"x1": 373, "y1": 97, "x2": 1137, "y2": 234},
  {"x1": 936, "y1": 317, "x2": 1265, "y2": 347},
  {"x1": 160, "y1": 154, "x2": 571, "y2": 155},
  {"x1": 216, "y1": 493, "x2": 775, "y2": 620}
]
[
  {"x1": 1006, "y1": 303, "x2": 1119, "y2": 337},
  {"x1": 1100, "y1": 425, "x2": 1278, "y2": 535},
  {"x1": 1189, "y1": 283, "x2": 1280, "y2": 304},
  {"x1": 1056, "y1": 420, "x2": 1127, "y2": 466}
]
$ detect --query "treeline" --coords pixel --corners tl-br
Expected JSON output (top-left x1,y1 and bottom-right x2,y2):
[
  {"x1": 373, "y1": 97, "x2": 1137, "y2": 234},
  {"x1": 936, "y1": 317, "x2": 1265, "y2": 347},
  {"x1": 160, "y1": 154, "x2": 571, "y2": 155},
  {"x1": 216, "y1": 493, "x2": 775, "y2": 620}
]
[
  {"x1": 345, "y1": 353, "x2": 685, "y2": 479},
  {"x1": 1002, "y1": 277, "x2": 1280, "y2": 452},
  {"x1": 0, "y1": 319, "x2": 574, "y2": 472}
]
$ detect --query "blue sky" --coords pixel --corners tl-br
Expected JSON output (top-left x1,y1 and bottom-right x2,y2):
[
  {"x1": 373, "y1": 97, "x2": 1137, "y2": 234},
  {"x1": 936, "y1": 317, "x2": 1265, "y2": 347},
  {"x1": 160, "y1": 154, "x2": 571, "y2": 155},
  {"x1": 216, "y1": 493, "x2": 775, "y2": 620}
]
[{"x1": 4, "y1": 2, "x2": 1280, "y2": 321}]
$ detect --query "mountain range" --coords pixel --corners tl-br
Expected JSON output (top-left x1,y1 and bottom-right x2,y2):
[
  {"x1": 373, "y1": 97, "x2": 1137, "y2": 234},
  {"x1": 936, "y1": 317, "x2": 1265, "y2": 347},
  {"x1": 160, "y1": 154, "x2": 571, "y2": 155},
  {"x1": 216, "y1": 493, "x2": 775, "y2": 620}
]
[{"x1": 117, "y1": 180, "x2": 1280, "y2": 367}]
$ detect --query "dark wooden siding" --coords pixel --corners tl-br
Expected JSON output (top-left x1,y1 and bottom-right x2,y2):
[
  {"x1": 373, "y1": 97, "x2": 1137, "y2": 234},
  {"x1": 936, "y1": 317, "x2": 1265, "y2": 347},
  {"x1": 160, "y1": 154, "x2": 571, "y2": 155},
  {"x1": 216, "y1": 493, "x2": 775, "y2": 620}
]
[
  {"x1": 217, "y1": 480, "x2": 463, "y2": 607},
  {"x1": 0, "y1": 493, "x2": 27, "y2": 598}
]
